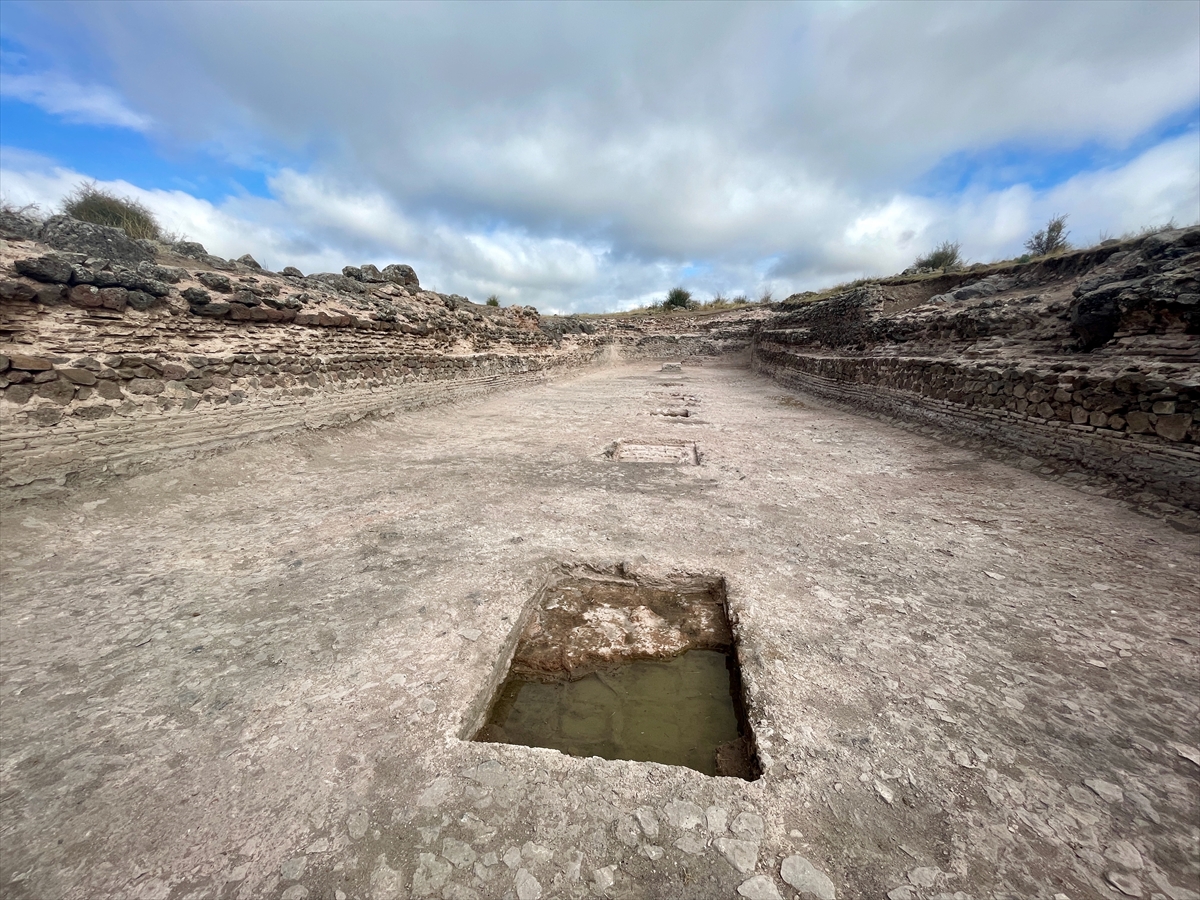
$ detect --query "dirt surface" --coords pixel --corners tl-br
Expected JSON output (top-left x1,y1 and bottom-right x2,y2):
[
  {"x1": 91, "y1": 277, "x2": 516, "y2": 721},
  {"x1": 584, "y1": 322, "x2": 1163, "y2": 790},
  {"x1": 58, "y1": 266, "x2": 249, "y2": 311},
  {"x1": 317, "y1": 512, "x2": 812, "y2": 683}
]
[{"x1": 2, "y1": 361, "x2": 1198, "y2": 900}]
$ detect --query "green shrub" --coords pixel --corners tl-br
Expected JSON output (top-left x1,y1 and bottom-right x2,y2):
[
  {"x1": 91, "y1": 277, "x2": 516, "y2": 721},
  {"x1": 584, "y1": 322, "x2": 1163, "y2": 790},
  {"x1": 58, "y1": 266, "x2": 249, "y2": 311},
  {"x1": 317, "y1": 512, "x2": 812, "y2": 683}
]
[
  {"x1": 486, "y1": 295, "x2": 500, "y2": 306},
  {"x1": 914, "y1": 240, "x2": 962, "y2": 270},
  {"x1": 1024, "y1": 214, "x2": 1070, "y2": 257},
  {"x1": 62, "y1": 182, "x2": 162, "y2": 240},
  {"x1": 664, "y1": 286, "x2": 692, "y2": 310}
]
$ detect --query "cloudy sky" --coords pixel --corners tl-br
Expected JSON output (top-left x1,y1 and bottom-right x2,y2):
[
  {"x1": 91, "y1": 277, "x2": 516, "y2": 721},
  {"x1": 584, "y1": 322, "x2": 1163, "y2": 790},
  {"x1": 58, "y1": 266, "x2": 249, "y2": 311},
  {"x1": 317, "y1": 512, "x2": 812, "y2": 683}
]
[{"x1": 1, "y1": 1, "x2": 1197, "y2": 313}]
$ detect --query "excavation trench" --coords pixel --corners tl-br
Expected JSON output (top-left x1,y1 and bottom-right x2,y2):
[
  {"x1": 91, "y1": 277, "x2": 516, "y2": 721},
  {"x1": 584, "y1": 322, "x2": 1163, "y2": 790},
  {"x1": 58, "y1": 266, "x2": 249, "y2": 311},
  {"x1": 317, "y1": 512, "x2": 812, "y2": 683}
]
[{"x1": 474, "y1": 573, "x2": 759, "y2": 780}]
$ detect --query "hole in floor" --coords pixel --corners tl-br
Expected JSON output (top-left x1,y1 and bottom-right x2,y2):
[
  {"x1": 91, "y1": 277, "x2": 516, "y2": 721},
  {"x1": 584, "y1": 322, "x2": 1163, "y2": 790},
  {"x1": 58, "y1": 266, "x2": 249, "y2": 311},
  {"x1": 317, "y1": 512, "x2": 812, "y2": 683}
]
[
  {"x1": 473, "y1": 572, "x2": 759, "y2": 780},
  {"x1": 604, "y1": 440, "x2": 699, "y2": 464}
]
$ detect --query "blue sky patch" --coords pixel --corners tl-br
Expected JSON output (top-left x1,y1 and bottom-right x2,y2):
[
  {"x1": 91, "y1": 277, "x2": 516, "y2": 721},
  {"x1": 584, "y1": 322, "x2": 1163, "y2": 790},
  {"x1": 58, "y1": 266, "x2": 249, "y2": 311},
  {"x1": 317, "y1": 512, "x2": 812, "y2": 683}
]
[
  {"x1": 914, "y1": 107, "x2": 1200, "y2": 197},
  {"x1": 0, "y1": 95, "x2": 276, "y2": 202}
]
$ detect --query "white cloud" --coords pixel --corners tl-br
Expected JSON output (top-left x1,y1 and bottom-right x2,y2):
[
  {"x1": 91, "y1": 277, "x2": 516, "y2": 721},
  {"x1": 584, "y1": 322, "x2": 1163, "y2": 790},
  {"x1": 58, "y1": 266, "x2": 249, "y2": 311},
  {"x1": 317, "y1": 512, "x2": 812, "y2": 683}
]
[
  {"x1": 0, "y1": 72, "x2": 150, "y2": 131},
  {"x1": 3, "y1": 130, "x2": 1197, "y2": 313},
  {"x1": 2, "y1": 2, "x2": 1197, "y2": 311}
]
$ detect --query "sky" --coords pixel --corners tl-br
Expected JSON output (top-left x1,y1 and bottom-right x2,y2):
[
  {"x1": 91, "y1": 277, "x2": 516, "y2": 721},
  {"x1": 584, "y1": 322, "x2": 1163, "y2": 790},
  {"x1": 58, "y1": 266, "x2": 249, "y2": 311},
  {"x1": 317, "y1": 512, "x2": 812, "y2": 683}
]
[{"x1": 1, "y1": 1, "x2": 1198, "y2": 314}]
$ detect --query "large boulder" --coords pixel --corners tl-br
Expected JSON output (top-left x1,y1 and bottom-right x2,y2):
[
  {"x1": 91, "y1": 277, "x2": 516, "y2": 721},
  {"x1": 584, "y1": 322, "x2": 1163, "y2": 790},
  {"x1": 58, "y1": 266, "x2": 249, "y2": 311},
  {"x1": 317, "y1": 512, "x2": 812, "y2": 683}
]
[
  {"x1": 381, "y1": 263, "x2": 419, "y2": 289},
  {"x1": 308, "y1": 272, "x2": 366, "y2": 294},
  {"x1": 173, "y1": 241, "x2": 209, "y2": 259},
  {"x1": 39, "y1": 215, "x2": 154, "y2": 266}
]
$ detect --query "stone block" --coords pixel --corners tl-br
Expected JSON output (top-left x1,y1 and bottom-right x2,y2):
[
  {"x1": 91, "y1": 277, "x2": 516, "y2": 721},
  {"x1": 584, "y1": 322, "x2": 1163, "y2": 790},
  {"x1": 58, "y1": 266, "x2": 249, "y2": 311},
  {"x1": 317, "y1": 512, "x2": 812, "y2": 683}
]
[
  {"x1": 0, "y1": 280, "x2": 38, "y2": 303},
  {"x1": 58, "y1": 368, "x2": 98, "y2": 386},
  {"x1": 1125, "y1": 410, "x2": 1153, "y2": 434},
  {"x1": 1154, "y1": 414, "x2": 1192, "y2": 442},
  {"x1": 4, "y1": 384, "x2": 34, "y2": 404},
  {"x1": 192, "y1": 302, "x2": 231, "y2": 318},
  {"x1": 8, "y1": 354, "x2": 53, "y2": 372},
  {"x1": 126, "y1": 291, "x2": 156, "y2": 311},
  {"x1": 99, "y1": 287, "x2": 128, "y2": 311},
  {"x1": 127, "y1": 378, "x2": 166, "y2": 396},
  {"x1": 197, "y1": 272, "x2": 233, "y2": 293},
  {"x1": 14, "y1": 255, "x2": 73, "y2": 284},
  {"x1": 35, "y1": 284, "x2": 69, "y2": 305},
  {"x1": 69, "y1": 284, "x2": 103, "y2": 308}
]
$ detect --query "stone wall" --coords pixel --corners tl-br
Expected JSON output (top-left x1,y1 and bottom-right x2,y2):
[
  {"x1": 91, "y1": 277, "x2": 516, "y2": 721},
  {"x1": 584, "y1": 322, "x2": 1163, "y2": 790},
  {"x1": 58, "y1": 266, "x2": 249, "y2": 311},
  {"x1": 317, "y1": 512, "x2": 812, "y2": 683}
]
[
  {"x1": 753, "y1": 226, "x2": 1200, "y2": 515},
  {"x1": 0, "y1": 218, "x2": 616, "y2": 498},
  {"x1": 0, "y1": 214, "x2": 766, "y2": 498},
  {"x1": 753, "y1": 349, "x2": 1199, "y2": 511},
  {"x1": 0, "y1": 311, "x2": 604, "y2": 498},
  {"x1": 7, "y1": 210, "x2": 1194, "y2": 514}
]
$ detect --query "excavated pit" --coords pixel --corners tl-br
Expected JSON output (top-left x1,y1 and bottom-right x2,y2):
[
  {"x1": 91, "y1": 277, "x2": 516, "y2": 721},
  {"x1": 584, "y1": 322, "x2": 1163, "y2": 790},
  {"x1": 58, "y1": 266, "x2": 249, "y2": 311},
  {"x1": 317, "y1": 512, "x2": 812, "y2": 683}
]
[
  {"x1": 473, "y1": 573, "x2": 759, "y2": 780},
  {"x1": 604, "y1": 439, "x2": 700, "y2": 464}
]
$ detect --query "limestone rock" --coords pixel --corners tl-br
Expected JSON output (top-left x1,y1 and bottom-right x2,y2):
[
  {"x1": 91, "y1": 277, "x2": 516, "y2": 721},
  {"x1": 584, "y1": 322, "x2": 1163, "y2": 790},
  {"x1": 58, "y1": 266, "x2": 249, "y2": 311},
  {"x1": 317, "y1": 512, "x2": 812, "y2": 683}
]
[
  {"x1": 138, "y1": 262, "x2": 186, "y2": 284},
  {"x1": 705, "y1": 805, "x2": 727, "y2": 834},
  {"x1": 0, "y1": 208, "x2": 42, "y2": 240},
  {"x1": 715, "y1": 837, "x2": 759, "y2": 874},
  {"x1": 635, "y1": 806, "x2": 659, "y2": 838},
  {"x1": 15, "y1": 255, "x2": 73, "y2": 284},
  {"x1": 907, "y1": 866, "x2": 940, "y2": 888},
  {"x1": 412, "y1": 852, "x2": 452, "y2": 896},
  {"x1": 514, "y1": 868, "x2": 542, "y2": 900},
  {"x1": 347, "y1": 810, "x2": 369, "y2": 840},
  {"x1": 8, "y1": 355, "x2": 53, "y2": 372},
  {"x1": 442, "y1": 838, "x2": 476, "y2": 869},
  {"x1": 197, "y1": 272, "x2": 233, "y2": 293},
  {"x1": 592, "y1": 865, "x2": 616, "y2": 891},
  {"x1": 664, "y1": 800, "x2": 704, "y2": 830},
  {"x1": 0, "y1": 280, "x2": 38, "y2": 302},
  {"x1": 781, "y1": 855, "x2": 836, "y2": 899},
  {"x1": 381, "y1": 263, "x2": 419, "y2": 289},
  {"x1": 1155, "y1": 414, "x2": 1192, "y2": 442},
  {"x1": 369, "y1": 854, "x2": 405, "y2": 900},
  {"x1": 280, "y1": 856, "x2": 306, "y2": 880},
  {"x1": 1105, "y1": 870, "x2": 1143, "y2": 897},
  {"x1": 1084, "y1": 778, "x2": 1123, "y2": 803},
  {"x1": 191, "y1": 301, "x2": 230, "y2": 318},
  {"x1": 39, "y1": 215, "x2": 153, "y2": 266},
  {"x1": 731, "y1": 812, "x2": 764, "y2": 841},
  {"x1": 1104, "y1": 840, "x2": 1143, "y2": 872},
  {"x1": 673, "y1": 834, "x2": 706, "y2": 855},
  {"x1": 36, "y1": 379, "x2": 76, "y2": 405},
  {"x1": 172, "y1": 240, "x2": 208, "y2": 258},
  {"x1": 738, "y1": 874, "x2": 783, "y2": 900}
]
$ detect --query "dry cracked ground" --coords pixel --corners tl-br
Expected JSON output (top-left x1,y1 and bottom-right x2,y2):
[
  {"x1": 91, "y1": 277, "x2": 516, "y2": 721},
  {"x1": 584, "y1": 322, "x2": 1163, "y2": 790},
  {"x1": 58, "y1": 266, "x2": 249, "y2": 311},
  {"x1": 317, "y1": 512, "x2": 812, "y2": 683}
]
[{"x1": 1, "y1": 361, "x2": 1198, "y2": 900}]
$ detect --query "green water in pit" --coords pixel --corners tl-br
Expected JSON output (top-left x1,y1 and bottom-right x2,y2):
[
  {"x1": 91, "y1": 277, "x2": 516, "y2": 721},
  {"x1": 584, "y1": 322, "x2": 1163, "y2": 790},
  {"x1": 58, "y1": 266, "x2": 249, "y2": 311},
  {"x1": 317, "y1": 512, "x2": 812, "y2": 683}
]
[{"x1": 482, "y1": 650, "x2": 741, "y2": 776}]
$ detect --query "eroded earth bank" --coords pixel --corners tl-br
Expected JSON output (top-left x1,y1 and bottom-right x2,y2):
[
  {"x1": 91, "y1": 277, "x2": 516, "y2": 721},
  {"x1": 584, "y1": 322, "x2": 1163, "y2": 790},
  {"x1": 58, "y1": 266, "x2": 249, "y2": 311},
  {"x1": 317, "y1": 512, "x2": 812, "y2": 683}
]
[{"x1": 1, "y1": 215, "x2": 1198, "y2": 900}]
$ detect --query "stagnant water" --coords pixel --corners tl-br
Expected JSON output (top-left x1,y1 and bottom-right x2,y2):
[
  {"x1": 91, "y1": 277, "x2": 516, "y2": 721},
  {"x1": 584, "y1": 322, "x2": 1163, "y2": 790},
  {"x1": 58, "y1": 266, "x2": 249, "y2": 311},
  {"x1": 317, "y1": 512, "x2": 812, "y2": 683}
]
[{"x1": 481, "y1": 650, "x2": 741, "y2": 776}]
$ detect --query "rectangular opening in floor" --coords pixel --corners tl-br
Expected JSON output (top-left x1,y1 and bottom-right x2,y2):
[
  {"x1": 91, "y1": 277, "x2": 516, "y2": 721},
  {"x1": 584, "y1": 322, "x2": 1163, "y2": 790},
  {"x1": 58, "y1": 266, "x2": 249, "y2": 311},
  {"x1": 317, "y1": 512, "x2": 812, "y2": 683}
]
[
  {"x1": 604, "y1": 439, "x2": 699, "y2": 464},
  {"x1": 472, "y1": 572, "x2": 760, "y2": 780}
]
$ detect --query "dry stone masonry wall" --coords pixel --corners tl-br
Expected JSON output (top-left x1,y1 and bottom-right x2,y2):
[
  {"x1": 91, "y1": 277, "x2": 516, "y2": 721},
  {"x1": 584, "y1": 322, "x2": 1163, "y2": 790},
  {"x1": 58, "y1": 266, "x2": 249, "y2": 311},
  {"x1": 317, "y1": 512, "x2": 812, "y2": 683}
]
[
  {"x1": 0, "y1": 215, "x2": 616, "y2": 497},
  {"x1": 3, "y1": 210, "x2": 1197, "y2": 515},
  {"x1": 753, "y1": 226, "x2": 1200, "y2": 515}
]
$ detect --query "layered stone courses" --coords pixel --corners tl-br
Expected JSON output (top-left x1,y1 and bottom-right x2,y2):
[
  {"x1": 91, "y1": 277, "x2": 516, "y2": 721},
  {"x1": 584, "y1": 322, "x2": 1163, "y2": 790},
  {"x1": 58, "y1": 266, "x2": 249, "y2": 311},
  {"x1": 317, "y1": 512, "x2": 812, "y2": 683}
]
[
  {"x1": 753, "y1": 350, "x2": 1199, "y2": 510},
  {"x1": 752, "y1": 225, "x2": 1200, "y2": 516},
  {"x1": 2, "y1": 215, "x2": 1198, "y2": 518}
]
